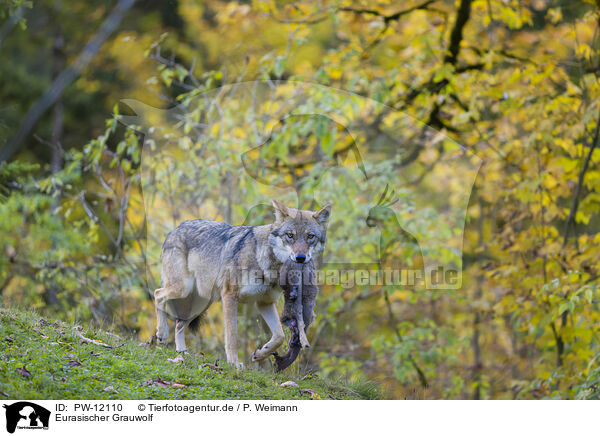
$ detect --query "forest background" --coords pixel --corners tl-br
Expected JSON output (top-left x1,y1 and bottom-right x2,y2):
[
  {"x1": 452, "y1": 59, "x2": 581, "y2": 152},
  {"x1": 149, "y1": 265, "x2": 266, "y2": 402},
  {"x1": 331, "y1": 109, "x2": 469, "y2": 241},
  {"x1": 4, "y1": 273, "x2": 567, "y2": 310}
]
[{"x1": 1, "y1": 0, "x2": 600, "y2": 399}]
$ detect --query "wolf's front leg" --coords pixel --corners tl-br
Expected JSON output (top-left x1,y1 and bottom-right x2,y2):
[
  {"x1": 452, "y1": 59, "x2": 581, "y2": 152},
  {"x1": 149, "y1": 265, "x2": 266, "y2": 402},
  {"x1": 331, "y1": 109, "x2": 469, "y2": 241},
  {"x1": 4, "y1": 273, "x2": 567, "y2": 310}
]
[
  {"x1": 252, "y1": 302, "x2": 285, "y2": 362},
  {"x1": 222, "y1": 294, "x2": 242, "y2": 368}
]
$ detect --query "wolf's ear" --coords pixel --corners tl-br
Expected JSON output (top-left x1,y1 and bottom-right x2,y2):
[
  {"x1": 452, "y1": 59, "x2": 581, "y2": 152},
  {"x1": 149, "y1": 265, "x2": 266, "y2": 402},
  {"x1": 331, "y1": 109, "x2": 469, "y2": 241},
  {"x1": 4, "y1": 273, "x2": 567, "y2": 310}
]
[
  {"x1": 313, "y1": 202, "x2": 332, "y2": 224},
  {"x1": 271, "y1": 199, "x2": 290, "y2": 222}
]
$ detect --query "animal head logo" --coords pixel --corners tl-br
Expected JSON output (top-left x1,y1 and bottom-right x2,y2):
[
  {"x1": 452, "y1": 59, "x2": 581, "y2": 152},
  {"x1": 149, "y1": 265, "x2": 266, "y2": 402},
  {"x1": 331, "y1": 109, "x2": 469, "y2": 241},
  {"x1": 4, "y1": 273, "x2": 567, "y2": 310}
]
[
  {"x1": 366, "y1": 184, "x2": 399, "y2": 229},
  {"x1": 120, "y1": 81, "x2": 481, "y2": 291},
  {"x1": 2, "y1": 402, "x2": 50, "y2": 434}
]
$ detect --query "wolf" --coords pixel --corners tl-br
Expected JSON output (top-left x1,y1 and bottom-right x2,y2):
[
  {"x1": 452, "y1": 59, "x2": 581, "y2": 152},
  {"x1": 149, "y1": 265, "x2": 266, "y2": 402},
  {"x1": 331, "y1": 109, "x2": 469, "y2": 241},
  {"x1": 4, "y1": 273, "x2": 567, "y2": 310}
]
[{"x1": 154, "y1": 200, "x2": 331, "y2": 367}]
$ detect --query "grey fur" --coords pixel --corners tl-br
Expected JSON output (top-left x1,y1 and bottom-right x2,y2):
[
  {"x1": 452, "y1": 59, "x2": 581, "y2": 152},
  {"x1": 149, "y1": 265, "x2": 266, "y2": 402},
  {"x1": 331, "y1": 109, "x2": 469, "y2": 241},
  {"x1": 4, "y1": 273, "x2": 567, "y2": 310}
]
[
  {"x1": 274, "y1": 258, "x2": 319, "y2": 371},
  {"x1": 154, "y1": 201, "x2": 332, "y2": 366}
]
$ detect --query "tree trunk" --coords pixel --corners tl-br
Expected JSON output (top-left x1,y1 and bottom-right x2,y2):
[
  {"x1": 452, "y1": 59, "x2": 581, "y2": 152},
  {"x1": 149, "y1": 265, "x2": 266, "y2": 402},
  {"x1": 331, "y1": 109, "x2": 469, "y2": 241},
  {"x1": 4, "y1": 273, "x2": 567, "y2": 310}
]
[
  {"x1": 45, "y1": 27, "x2": 65, "y2": 307},
  {"x1": 51, "y1": 29, "x2": 65, "y2": 174}
]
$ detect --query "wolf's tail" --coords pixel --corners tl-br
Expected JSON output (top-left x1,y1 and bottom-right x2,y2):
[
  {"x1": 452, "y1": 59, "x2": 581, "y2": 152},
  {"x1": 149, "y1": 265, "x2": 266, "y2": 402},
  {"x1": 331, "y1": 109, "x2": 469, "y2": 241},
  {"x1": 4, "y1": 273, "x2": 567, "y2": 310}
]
[{"x1": 188, "y1": 311, "x2": 206, "y2": 333}]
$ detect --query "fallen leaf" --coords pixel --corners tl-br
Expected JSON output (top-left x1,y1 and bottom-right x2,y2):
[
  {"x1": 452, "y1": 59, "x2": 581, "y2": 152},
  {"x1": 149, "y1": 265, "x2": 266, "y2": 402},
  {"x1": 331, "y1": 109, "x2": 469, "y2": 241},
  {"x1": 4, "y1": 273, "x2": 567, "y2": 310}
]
[
  {"x1": 0, "y1": 391, "x2": 8, "y2": 397},
  {"x1": 299, "y1": 388, "x2": 321, "y2": 399},
  {"x1": 49, "y1": 341, "x2": 73, "y2": 349},
  {"x1": 92, "y1": 376, "x2": 105, "y2": 382},
  {"x1": 32, "y1": 328, "x2": 49, "y2": 339},
  {"x1": 167, "y1": 354, "x2": 184, "y2": 363},
  {"x1": 280, "y1": 381, "x2": 299, "y2": 388},
  {"x1": 16, "y1": 366, "x2": 31, "y2": 377},
  {"x1": 66, "y1": 353, "x2": 74, "y2": 359},
  {"x1": 103, "y1": 386, "x2": 119, "y2": 393},
  {"x1": 200, "y1": 360, "x2": 222, "y2": 372},
  {"x1": 142, "y1": 376, "x2": 187, "y2": 388},
  {"x1": 68, "y1": 360, "x2": 83, "y2": 368}
]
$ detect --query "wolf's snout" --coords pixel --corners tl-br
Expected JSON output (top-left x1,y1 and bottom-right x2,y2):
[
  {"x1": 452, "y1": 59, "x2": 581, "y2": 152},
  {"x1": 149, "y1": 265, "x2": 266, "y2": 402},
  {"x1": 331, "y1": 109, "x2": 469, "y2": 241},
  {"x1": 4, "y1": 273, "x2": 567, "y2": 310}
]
[{"x1": 295, "y1": 254, "x2": 306, "y2": 263}]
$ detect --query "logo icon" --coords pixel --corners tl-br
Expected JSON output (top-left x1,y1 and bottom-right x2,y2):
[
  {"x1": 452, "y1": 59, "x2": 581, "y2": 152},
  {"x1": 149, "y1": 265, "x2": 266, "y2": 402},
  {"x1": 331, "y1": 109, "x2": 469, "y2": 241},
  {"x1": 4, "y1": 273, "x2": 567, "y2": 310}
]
[{"x1": 2, "y1": 402, "x2": 50, "y2": 433}]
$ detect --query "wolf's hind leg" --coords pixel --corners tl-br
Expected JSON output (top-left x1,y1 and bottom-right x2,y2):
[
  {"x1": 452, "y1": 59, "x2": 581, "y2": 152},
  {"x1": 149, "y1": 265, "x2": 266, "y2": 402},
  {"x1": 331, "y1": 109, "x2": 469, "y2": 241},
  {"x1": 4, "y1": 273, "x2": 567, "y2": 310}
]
[
  {"x1": 154, "y1": 281, "x2": 188, "y2": 344},
  {"x1": 252, "y1": 302, "x2": 285, "y2": 362},
  {"x1": 155, "y1": 303, "x2": 169, "y2": 344},
  {"x1": 175, "y1": 318, "x2": 190, "y2": 352}
]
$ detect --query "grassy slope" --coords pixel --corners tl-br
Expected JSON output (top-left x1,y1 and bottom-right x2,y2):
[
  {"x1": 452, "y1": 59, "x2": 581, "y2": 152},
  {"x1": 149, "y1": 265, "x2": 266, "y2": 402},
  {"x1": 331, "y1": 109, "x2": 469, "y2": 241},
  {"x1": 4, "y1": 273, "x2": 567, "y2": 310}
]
[{"x1": 0, "y1": 308, "x2": 377, "y2": 400}]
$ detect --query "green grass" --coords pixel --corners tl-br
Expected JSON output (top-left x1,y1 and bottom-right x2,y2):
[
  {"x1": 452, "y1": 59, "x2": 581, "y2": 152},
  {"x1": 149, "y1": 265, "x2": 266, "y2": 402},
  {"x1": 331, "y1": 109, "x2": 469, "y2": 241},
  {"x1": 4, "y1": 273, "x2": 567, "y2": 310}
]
[{"x1": 0, "y1": 307, "x2": 376, "y2": 400}]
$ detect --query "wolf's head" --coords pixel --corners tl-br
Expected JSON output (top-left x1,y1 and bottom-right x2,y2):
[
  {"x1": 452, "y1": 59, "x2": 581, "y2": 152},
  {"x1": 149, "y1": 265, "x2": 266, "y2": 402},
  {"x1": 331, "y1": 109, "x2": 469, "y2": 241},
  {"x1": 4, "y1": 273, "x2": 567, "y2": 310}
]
[{"x1": 268, "y1": 200, "x2": 331, "y2": 264}]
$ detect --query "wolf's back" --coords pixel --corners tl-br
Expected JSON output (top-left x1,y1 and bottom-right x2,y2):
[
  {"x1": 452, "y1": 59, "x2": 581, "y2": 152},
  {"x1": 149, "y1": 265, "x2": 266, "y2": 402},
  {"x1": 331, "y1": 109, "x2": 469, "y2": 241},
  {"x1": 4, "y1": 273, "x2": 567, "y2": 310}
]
[
  {"x1": 162, "y1": 219, "x2": 233, "y2": 256},
  {"x1": 161, "y1": 219, "x2": 258, "y2": 273}
]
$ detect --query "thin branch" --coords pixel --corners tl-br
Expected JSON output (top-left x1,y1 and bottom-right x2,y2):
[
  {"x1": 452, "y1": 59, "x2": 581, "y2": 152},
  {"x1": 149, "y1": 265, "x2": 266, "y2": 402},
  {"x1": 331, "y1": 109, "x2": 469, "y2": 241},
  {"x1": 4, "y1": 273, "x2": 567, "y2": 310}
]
[
  {"x1": 339, "y1": 0, "x2": 436, "y2": 24},
  {"x1": 0, "y1": 0, "x2": 136, "y2": 162},
  {"x1": 340, "y1": 0, "x2": 437, "y2": 50},
  {"x1": 0, "y1": 5, "x2": 25, "y2": 49},
  {"x1": 74, "y1": 327, "x2": 115, "y2": 348},
  {"x1": 383, "y1": 290, "x2": 429, "y2": 388},
  {"x1": 269, "y1": 4, "x2": 329, "y2": 25},
  {"x1": 563, "y1": 109, "x2": 600, "y2": 247},
  {"x1": 444, "y1": 0, "x2": 472, "y2": 64}
]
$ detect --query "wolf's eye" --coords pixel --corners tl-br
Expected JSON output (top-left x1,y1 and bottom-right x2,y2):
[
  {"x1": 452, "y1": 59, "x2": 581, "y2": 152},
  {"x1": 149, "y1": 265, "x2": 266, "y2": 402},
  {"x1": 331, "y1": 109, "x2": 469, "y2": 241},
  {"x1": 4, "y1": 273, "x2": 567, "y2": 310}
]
[
  {"x1": 307, "y1": 234, "x2": 314, "y2": 240},
  {"x1": 286, "y1": 232, "x2": 294, "y2": 239}
]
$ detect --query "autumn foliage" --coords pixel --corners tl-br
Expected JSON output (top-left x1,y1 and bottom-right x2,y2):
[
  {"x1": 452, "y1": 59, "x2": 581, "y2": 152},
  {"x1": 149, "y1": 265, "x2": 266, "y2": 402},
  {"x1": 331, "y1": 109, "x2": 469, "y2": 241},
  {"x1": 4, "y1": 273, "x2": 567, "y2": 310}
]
[{"x1": 1, "y1": 0, "x2": 599, "y2": 399}]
